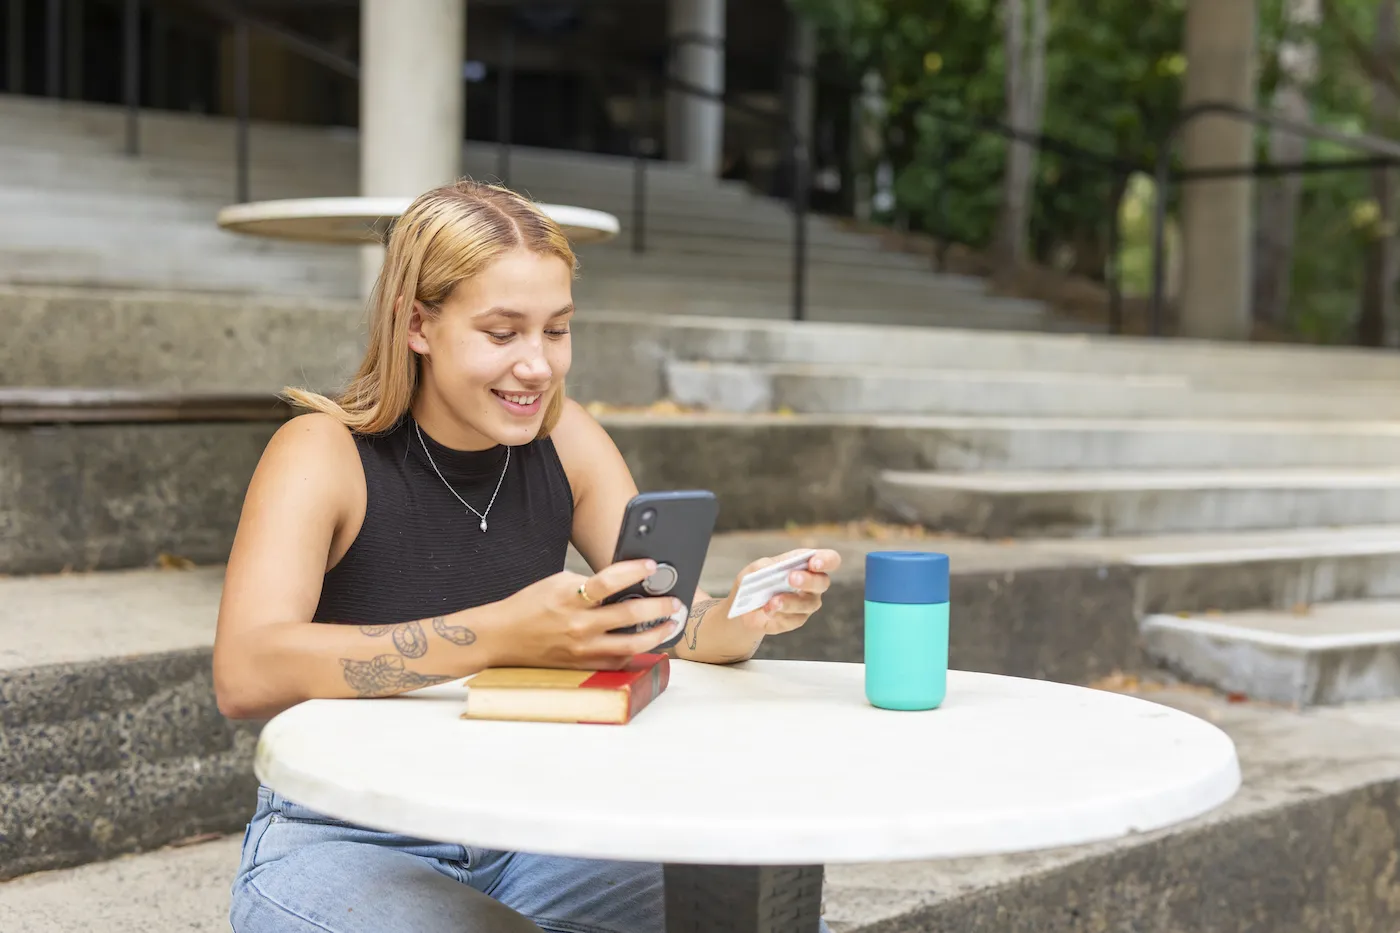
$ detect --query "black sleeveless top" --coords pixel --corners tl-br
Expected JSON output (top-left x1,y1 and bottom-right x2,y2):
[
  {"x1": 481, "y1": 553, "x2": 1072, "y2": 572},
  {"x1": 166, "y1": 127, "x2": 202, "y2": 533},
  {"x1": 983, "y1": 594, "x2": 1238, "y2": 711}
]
[{"x1": 312, "y1": 416, "x2": 575, "y2": 625}]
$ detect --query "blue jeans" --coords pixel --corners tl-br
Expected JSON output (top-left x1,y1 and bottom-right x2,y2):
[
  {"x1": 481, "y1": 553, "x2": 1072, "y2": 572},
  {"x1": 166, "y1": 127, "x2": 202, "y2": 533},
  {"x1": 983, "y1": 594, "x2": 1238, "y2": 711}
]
[{"x1": 230, "y1": 785, "x2": 832, "y2": 933}]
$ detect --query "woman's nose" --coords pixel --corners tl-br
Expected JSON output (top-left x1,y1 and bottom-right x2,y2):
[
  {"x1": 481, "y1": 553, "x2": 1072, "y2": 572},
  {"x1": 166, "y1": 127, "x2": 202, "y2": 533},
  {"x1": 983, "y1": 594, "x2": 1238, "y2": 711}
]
[{"x1": 514, "y1": 352, "x2": 552, "y2": 384}]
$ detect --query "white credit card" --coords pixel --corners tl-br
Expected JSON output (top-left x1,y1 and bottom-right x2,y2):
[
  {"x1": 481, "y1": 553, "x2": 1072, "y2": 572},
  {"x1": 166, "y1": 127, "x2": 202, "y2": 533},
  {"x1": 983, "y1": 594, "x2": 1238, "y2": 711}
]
[{"x1": 727, "y1": 549, "x2": 818, "y2": 618}]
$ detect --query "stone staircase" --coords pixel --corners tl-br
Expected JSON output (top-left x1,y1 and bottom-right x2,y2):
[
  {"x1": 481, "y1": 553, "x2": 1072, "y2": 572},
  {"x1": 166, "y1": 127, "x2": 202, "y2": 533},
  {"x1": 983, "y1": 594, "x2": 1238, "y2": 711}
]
[
  {"x1": 658, "y1": 317, "x2": 1400, "y2": 712},
  {"x1": 0, "y1": 93, "x2": 1059, "y2": 331},
  {"x1": 4, "y1": 284, "x2": 1400, "y2": 929}
]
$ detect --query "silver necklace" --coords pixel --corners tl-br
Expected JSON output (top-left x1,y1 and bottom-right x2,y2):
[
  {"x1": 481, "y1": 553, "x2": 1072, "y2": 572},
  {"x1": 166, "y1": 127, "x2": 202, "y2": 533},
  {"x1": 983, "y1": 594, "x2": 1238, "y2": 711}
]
[{"x1": 414, "y1": 420, "x2": 510, "y2": 533}]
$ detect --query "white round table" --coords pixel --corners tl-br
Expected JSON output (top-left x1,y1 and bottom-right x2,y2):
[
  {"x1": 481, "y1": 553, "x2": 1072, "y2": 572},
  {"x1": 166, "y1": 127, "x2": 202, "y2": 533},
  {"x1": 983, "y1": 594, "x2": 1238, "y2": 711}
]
[
  {"x1": 216, "y1": 196, "x2": 620, "y2": 246},
  {"x1": 255, "y1": 660, "x2": 1240, "y2": 932}
]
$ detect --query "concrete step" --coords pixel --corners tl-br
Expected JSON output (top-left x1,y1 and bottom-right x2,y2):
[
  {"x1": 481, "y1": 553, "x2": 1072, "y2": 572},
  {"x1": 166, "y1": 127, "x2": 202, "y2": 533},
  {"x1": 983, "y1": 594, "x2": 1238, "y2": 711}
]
[
  {"x1": 876, "y1": 468, "x2": 1400, "y2": 538},
  {"x1": 0, "y1": 565, "x2": 259, "y2": 882},
  {"x1": 12, "y1": 393, "x2": 1172, "y2": 574},
  {"x1": 664, "y1": 361, "x2": 1400, "y2": 419},
  {"x1": 0, "y1": 834, "x2": 240, "y2": 933},
  {"x1": 1142, "y1": 600, "x2": 1400, "y2": 706},
  {"x1": 0, "y1": 532, "x2": 1134, "y2": 879},
  {"x1": 575, "y1": 268, "x2": 1039, "y2": 310},
  {"x1": 7, "y1": 287, "x2": 1400, "y2": 397},
  {"x1": 1044, "y1": 525, "x2": 1400, "y2": 615},
  {"x1": 653, "y1": 315, "x2": 1400, "y2": 383},
  {"x1": 4, "y1": 690, "x2": 1397, "y2": 933}
]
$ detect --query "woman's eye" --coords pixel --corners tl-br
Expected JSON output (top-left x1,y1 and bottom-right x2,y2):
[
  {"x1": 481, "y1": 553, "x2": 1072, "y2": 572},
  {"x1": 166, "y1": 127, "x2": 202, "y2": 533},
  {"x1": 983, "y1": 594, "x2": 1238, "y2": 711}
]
[
  {"x1": 546, "y1": 329, "x2": 570, "y2": 338},
  {"x1": 488, "y1": 332, "x2": 514, "y2": 341}
]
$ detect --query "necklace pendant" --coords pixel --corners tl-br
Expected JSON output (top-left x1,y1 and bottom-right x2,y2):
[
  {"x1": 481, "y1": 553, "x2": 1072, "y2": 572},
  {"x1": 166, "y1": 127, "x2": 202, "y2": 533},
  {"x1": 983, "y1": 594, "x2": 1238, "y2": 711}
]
[{"x1": 479, "y1": 517, "x2": 488, "y2": 533}]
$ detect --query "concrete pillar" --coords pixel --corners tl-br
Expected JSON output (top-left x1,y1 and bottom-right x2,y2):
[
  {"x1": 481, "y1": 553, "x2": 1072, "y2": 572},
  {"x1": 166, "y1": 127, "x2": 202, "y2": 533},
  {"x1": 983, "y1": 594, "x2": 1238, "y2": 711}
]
[
  {"x1": 359, "y1": 0, "x2": 466, "y2": 296},
  {"x1": 666, "y1": 0, "x2": 725, "y2": 176},
  {"x1": 1179, "y1": 0, "x2": 1259, "y2": 340}
]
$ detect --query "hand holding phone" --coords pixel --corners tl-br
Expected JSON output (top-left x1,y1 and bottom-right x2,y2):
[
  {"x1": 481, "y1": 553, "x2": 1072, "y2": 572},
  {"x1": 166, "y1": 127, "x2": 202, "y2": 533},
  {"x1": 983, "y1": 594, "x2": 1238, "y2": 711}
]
[{"x1": 602, "y1": 490, "x2": 719, "y2": 651}]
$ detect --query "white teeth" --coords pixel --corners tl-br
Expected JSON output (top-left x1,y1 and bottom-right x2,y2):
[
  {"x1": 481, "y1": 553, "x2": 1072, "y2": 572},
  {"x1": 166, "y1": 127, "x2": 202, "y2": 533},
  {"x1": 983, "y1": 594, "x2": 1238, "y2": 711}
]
[{"x1": 498, "y1": 392, "x2": 540, "y2": 405}]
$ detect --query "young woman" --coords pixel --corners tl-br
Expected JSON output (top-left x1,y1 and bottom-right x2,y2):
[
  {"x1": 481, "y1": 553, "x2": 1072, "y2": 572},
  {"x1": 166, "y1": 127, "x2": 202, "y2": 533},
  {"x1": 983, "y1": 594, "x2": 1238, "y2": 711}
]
[{"x1": 215, "y1": 179, "x2": 842, "y2": 933}]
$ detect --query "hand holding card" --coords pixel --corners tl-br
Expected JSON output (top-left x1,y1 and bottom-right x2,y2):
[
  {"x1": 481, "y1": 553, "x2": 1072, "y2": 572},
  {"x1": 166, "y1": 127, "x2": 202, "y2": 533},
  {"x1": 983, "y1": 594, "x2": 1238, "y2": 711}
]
[{"x1": 727, "y1": 549, "x2": 820, "y2": 619}]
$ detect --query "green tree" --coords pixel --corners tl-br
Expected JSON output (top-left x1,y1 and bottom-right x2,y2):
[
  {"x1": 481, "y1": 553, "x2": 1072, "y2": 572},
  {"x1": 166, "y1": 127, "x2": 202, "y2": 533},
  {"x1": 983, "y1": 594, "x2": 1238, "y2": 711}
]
[{"x1": 796, "y1": 0, "x2": 1185, "y2": 278}]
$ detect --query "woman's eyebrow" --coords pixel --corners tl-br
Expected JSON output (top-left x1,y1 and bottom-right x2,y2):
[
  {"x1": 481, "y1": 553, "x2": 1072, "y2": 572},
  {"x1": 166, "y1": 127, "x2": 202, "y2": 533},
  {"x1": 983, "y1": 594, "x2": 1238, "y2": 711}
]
[{"x1": 474, "y1": 305, "x2": 575, "y2": 321}]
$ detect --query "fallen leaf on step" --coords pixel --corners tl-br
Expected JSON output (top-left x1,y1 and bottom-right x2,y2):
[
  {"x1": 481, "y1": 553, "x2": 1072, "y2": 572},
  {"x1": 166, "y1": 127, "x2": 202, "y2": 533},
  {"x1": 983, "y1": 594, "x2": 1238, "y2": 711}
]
[
  {"x1": 157, "y1": 552, "x2": 195, "y2": 571},
  {"x1": 1226, "y1": 692, "x2": 1249, "y2": 704},
  {"x1": 1086, "y1": 671, "x2": 1141, "y2": 693},
  {"x1": 585, "y1": 398, "x2": 701, "y2": 416},
  {"x1": 1290, "y1": 603, "x2": 1311, "y2": 616}
]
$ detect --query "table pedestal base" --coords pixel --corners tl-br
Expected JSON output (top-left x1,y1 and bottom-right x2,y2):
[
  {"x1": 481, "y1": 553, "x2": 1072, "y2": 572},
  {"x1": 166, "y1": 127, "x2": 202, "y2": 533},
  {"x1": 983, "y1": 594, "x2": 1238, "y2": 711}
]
[{"x1": 663, "y1": 863, "x2": 823, "y2": 932}]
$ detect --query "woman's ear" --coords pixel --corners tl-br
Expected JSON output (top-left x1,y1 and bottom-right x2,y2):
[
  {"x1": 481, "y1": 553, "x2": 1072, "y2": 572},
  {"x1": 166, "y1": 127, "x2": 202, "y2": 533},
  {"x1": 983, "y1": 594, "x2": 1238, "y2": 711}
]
[{"x1": 405, "y1": 299, "x2": 431, "y2": 355}]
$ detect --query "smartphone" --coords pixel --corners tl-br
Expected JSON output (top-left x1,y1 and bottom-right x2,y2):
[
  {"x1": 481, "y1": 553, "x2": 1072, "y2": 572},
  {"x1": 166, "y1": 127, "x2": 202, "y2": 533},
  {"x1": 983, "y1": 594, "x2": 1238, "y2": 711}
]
[{"x1": 603, "y1": 490, "x2": 720, "y2": 651}]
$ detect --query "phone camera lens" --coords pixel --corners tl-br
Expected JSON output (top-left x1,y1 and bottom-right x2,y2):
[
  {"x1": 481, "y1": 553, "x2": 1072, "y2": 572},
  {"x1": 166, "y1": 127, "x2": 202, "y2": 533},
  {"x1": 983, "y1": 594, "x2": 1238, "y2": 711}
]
[
  {"x1": 641, "y1": 509, "x2": 657, "y2": 522},
  {"x1": 638, "y1": 523, "x2": 650, "y2": 535}
]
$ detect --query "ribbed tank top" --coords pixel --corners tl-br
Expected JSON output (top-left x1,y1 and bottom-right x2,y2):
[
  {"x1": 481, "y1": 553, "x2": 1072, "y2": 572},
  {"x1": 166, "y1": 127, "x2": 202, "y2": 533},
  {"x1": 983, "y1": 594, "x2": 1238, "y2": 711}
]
[{"x1": 312, "y1": 415, "x2": 575, "y2": 625}]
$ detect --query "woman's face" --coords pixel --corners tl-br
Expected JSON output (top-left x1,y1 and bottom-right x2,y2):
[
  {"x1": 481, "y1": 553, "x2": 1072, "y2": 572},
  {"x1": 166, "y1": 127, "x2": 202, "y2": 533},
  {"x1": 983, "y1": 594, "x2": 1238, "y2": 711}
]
[{"x1": 410, "y1": 248, "x2": 574, "y2": 449}]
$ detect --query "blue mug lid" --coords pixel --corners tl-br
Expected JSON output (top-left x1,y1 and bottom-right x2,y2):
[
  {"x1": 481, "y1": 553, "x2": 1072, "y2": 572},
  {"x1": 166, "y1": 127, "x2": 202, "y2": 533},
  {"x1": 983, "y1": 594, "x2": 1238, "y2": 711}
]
[{"x1": 866, "y1": 551, "x2": 950, "y2": 604}]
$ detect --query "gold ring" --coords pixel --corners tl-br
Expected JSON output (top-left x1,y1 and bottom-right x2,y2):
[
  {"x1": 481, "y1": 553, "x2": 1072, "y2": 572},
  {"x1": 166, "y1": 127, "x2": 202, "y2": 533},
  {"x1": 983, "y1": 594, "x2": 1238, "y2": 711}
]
[{"x1": 578, "y1": 581, "x2": 598, "y2": 606}]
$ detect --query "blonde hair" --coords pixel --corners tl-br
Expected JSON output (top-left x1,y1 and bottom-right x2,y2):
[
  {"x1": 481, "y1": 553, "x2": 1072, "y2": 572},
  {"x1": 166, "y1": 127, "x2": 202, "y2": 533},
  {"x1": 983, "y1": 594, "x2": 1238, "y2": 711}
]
[{"x1": 284, "y1": 179, "x2": 578, "y2": 437}]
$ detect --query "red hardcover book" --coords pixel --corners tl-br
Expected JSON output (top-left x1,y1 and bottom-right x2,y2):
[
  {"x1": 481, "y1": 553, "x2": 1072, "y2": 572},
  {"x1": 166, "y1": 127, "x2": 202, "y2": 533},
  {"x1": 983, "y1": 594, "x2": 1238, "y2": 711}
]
[{"x1": 461, "y1": 653, "x2": 670, "y2": 725}]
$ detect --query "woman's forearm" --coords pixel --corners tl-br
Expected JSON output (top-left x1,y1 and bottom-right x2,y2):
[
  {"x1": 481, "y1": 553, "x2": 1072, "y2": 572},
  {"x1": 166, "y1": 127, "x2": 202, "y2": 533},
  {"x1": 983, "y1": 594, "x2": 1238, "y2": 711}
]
[
  {"x1": 214, "y1": 608, "x2": 499, "y2": 721},
  {"x1": 673, "y1": 597, "x2": 763, "y2": 664}
]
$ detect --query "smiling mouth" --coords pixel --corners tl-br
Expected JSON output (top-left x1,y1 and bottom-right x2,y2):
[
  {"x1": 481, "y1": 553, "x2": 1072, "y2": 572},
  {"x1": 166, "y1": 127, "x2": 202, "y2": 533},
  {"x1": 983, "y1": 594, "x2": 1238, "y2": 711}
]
[{"x1": 492, "y1": 390, "x2": 543, "y2": 406}]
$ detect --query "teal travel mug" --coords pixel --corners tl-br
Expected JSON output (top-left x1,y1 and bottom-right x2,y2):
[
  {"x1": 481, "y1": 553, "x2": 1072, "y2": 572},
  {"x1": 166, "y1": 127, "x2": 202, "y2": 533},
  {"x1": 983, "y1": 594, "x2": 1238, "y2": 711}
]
[{"x1": 864, "y1": 551, "x2": 950, "y2": 711}]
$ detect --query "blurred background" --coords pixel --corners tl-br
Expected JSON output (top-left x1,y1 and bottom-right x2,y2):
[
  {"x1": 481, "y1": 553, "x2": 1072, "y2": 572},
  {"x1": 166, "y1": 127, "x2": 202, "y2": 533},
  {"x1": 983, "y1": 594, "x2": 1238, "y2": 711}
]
[{"x1": 2, "y1": 2, "x2": 1400, "y2": 932}]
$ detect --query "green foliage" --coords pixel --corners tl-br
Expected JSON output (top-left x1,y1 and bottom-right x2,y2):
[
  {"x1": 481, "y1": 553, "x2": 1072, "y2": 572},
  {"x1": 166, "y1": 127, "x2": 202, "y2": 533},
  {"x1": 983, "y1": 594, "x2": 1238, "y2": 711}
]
[
  {"x1": 797, "y1": 0, "x2": 1395, "y2": 342},
  {"x1": 796, "y1": 0, "x2": 1185, "y2": 269}
]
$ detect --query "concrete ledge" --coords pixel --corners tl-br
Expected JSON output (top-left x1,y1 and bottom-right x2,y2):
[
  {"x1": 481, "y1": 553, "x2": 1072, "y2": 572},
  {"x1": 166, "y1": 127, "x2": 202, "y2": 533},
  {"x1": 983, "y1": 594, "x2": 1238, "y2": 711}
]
[
  {"x1": 12, "y1": 286, "x2": 1400, "y2": 399},
  {"x1": 1142, "y1": 602, "x2": 1400, "y2": 706},
  {"x1": 875, "y1": 468, "x2": 1400, "y2": 538},
  {"x1": 0, "y1": 647, "x2": 259, "y2": 880},
  {"x1": 664, "y1": 360, "x2": 1400, "y2": 420},
  {"x1": 0, "y1": 421, "x2": 277, "y2": 574}
]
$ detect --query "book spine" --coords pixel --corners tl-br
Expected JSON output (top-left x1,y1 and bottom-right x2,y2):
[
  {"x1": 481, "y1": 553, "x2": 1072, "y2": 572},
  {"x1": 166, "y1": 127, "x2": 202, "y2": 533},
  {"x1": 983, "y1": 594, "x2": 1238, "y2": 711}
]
[{"x1": 623, "y1": 656, "x2": 670, "y2": 723}]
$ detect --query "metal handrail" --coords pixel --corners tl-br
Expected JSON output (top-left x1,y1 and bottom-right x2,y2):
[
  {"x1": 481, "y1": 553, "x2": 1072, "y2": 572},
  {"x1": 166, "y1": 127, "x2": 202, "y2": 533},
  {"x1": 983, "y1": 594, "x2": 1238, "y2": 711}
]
[{"x1": 1149, "y1": 100, "x2": 1400, "y2": 336}]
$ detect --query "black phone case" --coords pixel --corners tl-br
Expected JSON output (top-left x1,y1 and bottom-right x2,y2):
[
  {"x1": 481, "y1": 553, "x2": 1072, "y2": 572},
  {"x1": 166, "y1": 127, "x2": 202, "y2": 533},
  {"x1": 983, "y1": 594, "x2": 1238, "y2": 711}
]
[{"x1": 604, "y1": 490, "x2": 719, "y2": 650}]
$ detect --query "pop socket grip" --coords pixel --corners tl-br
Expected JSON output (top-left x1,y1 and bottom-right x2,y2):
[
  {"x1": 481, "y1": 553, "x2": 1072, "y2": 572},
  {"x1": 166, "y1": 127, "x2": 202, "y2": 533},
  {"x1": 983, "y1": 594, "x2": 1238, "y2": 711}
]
[{"x1": 642, "y1": 562, "x2": 679, "y2": 595}]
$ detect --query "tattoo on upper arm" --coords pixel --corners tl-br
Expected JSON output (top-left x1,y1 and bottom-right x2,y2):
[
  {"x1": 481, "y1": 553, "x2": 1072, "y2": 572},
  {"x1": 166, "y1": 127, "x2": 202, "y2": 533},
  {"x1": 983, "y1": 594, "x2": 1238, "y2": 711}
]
[
  {"x1": 340, "y1": 655, "x2": 455, "y2": 697},
  {"x1": 685, "y1": 598, "x2": 722, "y2": 652},
  {"x1": 360, "y1": 625, "x2": 392, "y2": 637},
  {"x1": 393, "y1": 620, "x2": 429, "y2": 658},
  {"x1": 432, "y1": 616, "x2": 478, "y2": 646}
]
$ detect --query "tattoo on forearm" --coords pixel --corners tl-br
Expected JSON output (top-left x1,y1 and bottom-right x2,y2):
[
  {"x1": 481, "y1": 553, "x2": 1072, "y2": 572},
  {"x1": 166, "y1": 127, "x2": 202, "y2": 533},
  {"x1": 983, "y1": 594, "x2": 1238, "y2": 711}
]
[
  {"x1": 686, "y1": 598, "x2": 722, "y2": 652},
  {"x1": 393, "y1": 620, "x2": 428, "y2": 658},
  {"x1": 432, "y1": 616, "x2": 477, "y2": 646},
  {"x1": 340, "y1": 655, "x2": 455, "y2": 697},
  {"x1": 359, "y1": 621, "x2": 433, "y2": 658}
]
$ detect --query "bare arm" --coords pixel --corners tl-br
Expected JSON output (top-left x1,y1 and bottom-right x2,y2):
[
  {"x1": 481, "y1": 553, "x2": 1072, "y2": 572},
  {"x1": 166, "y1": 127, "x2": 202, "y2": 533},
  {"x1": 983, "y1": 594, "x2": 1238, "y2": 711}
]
[
  {"x1": 552, "y1": 400, "x2": 762, "y2": 664},
  {"x1": 213, "y1": 414, "x2": 501, "y2": 719}
]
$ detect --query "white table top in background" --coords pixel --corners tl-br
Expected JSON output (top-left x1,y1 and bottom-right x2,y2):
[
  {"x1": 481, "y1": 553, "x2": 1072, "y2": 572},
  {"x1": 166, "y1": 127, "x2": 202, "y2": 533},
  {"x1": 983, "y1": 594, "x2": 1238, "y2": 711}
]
[
  {"x1": 254, "y1": 660, "x2": 1240, "y2": 866},
  {"x1": 216, "y1": 196, "x2": 620, "y2": 246}
]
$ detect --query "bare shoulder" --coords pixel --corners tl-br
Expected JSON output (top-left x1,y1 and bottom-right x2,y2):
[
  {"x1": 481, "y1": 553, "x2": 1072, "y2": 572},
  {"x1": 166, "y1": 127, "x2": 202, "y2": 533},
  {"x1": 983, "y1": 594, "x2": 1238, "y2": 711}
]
[
  {"x1": 548, "y1": 398, "x2": 630, "y2": 500},
  {"x1": 261, "y1": 411, "x2": 360, "y2": 477},
  {"x1": 249, "y1": 411, "x2": 363, "y2": 522},
  {"x1": 235, "y1": 411, "x2": 365, "y2": 570}
]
